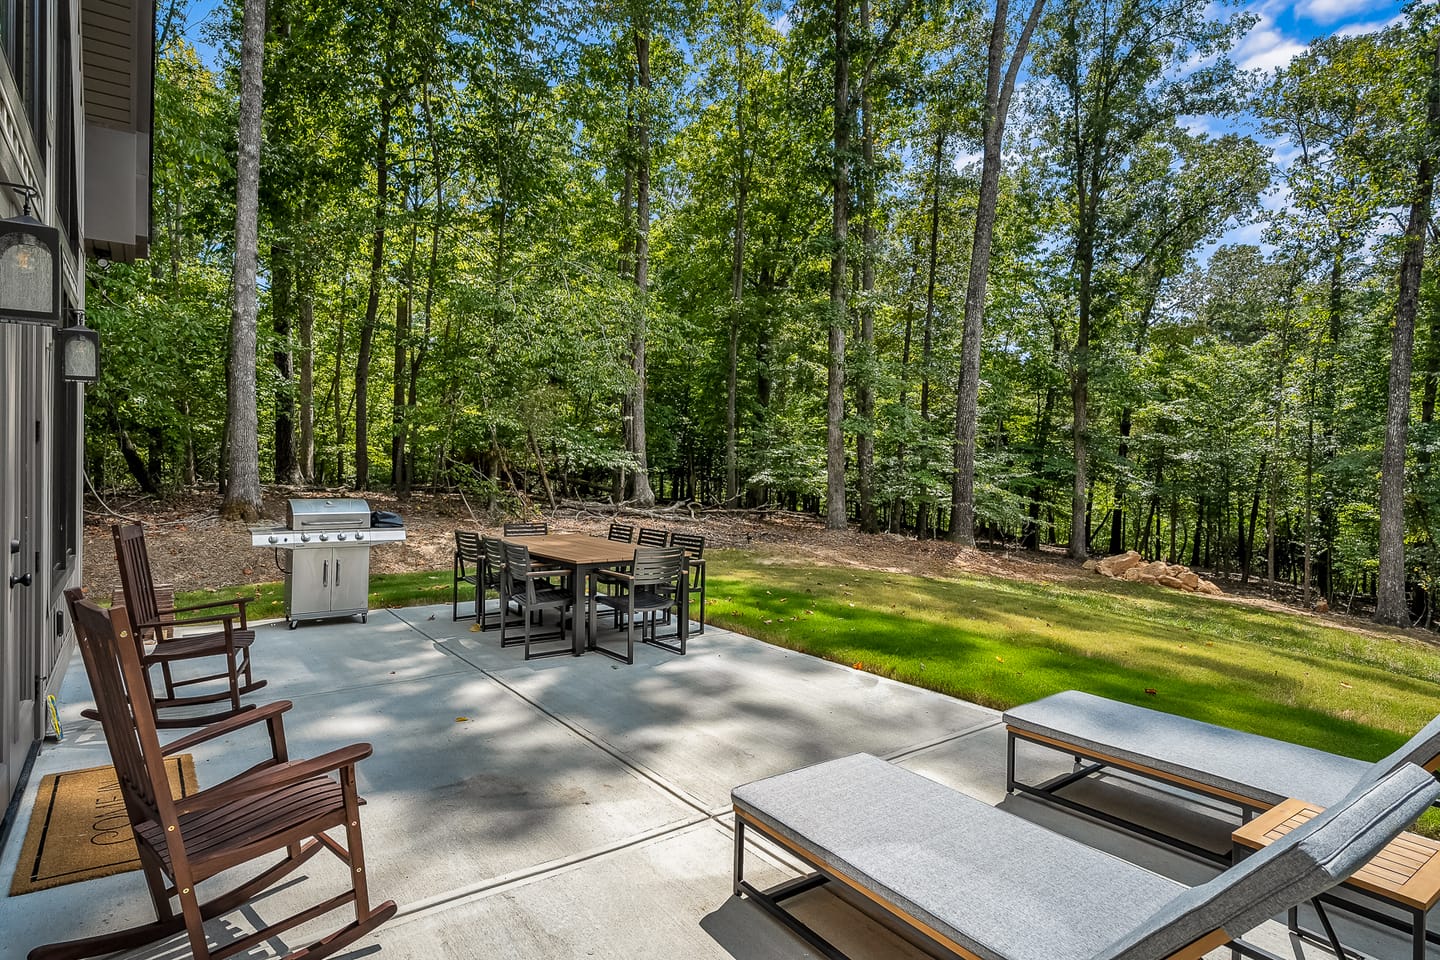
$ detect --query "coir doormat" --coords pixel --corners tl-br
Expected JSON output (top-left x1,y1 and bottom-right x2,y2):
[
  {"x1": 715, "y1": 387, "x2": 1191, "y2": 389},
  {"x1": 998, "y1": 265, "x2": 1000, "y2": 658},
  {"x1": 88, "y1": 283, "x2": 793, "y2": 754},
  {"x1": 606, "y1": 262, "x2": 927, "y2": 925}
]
[{"x1": 9, "y1": 755, "x2": 198, "y2": 895}]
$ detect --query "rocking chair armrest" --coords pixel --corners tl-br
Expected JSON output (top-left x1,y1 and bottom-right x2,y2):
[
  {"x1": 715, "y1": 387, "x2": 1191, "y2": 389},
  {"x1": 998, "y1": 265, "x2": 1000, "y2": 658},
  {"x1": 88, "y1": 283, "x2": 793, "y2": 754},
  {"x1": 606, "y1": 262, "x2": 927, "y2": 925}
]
[
  {"x1": 161, "y1": 700, "x2": 292, "y2": 756},
  {"x1": 170, "y1": 596, "x2": 252, "y2": 614},
  {"x1": 175, "y1": 742, "x2": 375, "y2": 815},
  {"x1": 156, "y1": 610, "x2": 239, "y2": 630}
]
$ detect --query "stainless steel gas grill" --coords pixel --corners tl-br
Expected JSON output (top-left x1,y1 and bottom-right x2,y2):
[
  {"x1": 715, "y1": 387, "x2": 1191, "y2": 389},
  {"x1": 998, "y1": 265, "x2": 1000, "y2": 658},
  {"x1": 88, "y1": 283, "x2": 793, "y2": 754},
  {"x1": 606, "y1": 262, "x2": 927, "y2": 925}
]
[{"x1": 250, "y1": 498, "x2": 406, "y2": 629}]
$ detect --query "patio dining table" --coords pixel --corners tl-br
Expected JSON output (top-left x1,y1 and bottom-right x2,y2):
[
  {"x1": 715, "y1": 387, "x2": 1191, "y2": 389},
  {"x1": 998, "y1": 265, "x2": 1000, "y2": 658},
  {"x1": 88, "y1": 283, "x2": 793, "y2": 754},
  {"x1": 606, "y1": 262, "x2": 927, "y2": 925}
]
[{"x1": 502, "y1": 532, "x2": 639, "y2": 656}]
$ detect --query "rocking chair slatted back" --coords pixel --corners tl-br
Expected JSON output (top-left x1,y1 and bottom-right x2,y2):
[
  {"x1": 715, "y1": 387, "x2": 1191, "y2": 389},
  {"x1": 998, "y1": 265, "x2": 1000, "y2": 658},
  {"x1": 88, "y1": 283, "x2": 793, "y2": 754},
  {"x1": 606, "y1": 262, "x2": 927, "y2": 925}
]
[
  {"x1": 113, "y1": 523, "x2": 165, "y2": 637},
  {"x1": 70, "y1": 599, "x2": 176, "y2": 851}
]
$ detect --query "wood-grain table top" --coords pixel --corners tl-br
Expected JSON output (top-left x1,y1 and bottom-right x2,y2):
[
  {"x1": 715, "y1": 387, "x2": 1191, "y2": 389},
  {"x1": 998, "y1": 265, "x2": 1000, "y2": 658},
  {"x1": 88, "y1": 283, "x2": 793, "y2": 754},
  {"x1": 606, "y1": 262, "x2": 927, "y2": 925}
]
[
  {"x1": 1232, "y1": 797, "x2": 1440, "y2": 910},
  {"x1": 503, "y1": 533, "x2": 638, "y2": 567}
]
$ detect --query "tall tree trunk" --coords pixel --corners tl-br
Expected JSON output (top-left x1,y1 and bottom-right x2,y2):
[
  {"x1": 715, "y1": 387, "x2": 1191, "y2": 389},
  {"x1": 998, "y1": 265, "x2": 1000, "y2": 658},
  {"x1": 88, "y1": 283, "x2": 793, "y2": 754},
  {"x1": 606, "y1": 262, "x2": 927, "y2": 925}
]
[
  {"x1": 951, "y1": 0, "x2": 1045, "y2": 546},
  {"x1": 628, "y1": 23, "x2": 657, "y2": 506},
  {"x1": 855, "y1": 0, "x2": 878, "y2": 534},
  {"x1": 271, "y1": 243, "x2": 297, "y2": 484},
  {"x1": 219, "y1": 0, "x2": 266, "y2": 522},
  {"x1": 298, "y1": 275, "x2": 315, "y2": 483},
  {"x1": 726, "y1": 2, "x2": 747, "y2": 508},
  {"x1": 1376, "y1": 31, "x2": 1440, "y2": 625},
  {"x1": 391, "y1": 258, "x2": 411, "y2": 493},
  {"x1": 825, "y1": 0, "x2": 850, "y2": 530},
  {"x1": 1071, "y1": 212, "x2": 1095, "y2": 560},
  {"x1": 355, "y1": 91, "x2": 391, "y2": 492}
]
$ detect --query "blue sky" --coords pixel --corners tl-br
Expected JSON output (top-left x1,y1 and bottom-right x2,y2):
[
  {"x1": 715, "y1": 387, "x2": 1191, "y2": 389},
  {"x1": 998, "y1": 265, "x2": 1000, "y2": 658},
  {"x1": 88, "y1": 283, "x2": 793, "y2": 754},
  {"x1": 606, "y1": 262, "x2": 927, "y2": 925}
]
[{"x1": 1207, "y1": 0, "x2": 1407, "y2": 249}]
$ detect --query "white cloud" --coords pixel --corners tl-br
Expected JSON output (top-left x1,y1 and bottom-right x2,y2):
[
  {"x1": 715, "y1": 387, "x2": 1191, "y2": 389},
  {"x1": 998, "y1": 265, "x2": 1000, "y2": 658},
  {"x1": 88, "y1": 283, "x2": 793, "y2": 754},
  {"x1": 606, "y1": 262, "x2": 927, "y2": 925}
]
[
  {"x1": 1234, "y1": 18, "x2": 1309, "y2": 73},
  {"x1": 952, "y1": 149, "x2": 983, "y2": 172},
  {"x1": 1297, "y1": 0, "x2": 1388, "y2": 25},
  {"x1": 1334, "y1": 14, "x2": 1403, "y2": 38}
]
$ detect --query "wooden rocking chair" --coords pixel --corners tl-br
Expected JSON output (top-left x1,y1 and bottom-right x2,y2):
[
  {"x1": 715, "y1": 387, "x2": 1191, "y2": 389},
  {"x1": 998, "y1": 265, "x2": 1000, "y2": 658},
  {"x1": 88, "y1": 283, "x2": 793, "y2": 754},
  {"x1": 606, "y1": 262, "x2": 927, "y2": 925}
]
[
  {"x1": 113, "y1": 523, "x2": 266, "y2": 727},
  {"x1": 30, "y1": 597, "x2": 396, "y2": 960}
]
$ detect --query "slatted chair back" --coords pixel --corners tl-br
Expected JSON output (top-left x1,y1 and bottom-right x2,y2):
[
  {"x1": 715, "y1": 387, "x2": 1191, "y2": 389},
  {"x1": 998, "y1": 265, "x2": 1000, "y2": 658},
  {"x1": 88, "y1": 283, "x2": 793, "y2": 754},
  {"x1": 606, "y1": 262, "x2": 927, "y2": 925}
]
[
  {"x1": 455, "y1": 530, "x2": 482, "y2": 565},
  {"x1": 636, "y1": 527, "x2": 669, "y2": 548},
  {"x1": 113, "y1": 523, "x2": 165, "y2": 639},
  {"x1": 70, "y1": 599, "x2": 176, "y2": 855},
  {"x1": 503, "y1": 542, "x2": 539, "y2": 604},
  {"x1": 482, "y1": 535, "x2": 507, "y2": 585},
  {"x1": 608, "y1": 522, "x2": 635, "y2": 543},
  {"x1": 669, "y1": 531, "x2": 705, "y2": 560},
  {"x1": 631, "y1": 547, "x2": 684, "y2": 588},
  {"x1": 504, "y1": 521, "x2": 549, "y2": 537}
]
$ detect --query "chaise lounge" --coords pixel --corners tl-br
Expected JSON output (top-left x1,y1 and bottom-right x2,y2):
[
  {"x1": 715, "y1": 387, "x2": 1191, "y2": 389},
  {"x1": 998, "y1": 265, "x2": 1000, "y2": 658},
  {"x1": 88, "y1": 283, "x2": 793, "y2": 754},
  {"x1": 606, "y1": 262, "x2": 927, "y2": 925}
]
[
  {"x1": 732, "y1": 752, "x2": 1438, "y2": 960},
  {"x1": 1003, "y1": 690, "x2": 1440, "y2": 860}
]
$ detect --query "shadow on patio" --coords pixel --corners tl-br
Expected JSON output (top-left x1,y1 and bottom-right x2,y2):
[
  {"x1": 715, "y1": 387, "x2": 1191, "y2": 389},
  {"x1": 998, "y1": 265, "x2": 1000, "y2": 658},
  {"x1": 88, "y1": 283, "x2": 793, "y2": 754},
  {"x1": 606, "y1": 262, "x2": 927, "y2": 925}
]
[{"x1": 0, "y1": 603, "x2": 1422, "y2": 959}]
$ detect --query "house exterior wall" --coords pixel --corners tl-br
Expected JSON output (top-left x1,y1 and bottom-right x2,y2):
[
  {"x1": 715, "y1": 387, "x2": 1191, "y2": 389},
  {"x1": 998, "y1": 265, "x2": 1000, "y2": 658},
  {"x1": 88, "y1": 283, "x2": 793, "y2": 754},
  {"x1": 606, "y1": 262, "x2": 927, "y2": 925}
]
[{"x1": 0, "y1": 0, "x2": 150, "y2": 820}]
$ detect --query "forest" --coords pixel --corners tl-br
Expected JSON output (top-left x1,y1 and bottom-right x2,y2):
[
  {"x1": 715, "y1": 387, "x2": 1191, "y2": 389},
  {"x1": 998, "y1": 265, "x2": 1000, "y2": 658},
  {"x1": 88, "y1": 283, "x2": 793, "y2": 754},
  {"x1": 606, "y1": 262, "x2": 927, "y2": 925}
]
[{"x1": 83, "y1": 0, "x2": 1440, "y2": 629}]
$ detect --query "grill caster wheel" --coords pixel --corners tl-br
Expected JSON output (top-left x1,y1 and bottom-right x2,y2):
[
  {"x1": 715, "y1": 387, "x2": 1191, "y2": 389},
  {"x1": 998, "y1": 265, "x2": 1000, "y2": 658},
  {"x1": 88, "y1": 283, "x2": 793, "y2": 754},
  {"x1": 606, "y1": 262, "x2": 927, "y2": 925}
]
[
  {"x1": 361, "y1": 614, "x2": 368, "y2": 624},
  {"x1": 288, "y1": 620, "x2": 298, "y2": 630}
]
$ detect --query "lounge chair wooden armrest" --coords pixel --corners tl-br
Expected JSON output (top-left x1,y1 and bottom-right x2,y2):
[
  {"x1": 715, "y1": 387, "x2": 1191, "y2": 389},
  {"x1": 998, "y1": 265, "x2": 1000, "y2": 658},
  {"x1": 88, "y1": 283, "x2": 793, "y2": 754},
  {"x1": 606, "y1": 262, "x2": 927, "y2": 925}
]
[
  {"x1": 160, "y1": 700, "x2": 292, "y2": 756},
  {"x1": 175, "y1": 743, "x2": 374, "y2": 815},
  {"x1": 523, "y1": 567, "x2": 570, "y2": 580}
]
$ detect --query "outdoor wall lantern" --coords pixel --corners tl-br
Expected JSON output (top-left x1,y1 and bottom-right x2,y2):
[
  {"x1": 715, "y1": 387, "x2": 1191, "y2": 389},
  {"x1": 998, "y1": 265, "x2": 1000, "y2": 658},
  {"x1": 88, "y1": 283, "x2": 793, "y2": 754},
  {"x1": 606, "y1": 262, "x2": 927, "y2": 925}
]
[
  {"x1": 0, "y1": 181, "x2": 61, "y2": 325},
  {"x1": 58, "y1": 311, "x2": 100, "y2": 383}
]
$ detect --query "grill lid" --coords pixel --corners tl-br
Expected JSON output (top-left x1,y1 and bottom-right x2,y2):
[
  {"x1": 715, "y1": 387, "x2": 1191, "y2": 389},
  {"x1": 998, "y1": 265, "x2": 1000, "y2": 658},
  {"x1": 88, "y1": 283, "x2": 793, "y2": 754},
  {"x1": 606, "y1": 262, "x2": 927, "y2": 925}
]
[{"x1": 286, "y1": 498, "x2": 372, "y2": 529}]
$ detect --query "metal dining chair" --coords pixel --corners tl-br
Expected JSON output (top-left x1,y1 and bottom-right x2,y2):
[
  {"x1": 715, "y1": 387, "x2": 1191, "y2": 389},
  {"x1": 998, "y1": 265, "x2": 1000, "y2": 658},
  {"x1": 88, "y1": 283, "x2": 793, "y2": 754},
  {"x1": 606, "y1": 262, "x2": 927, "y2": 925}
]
[
  {"x1": 669, "y1": 531, "x2": 707, "y2": 634},
  {"x1": 453, "y1": 530, "x2": 483, "y2": 621},
  {"x1": 500, "y1": 542, "x2": 572, "y2": 660},
  {"x1": 593, "y1": 546, "x2": 688, "y2": 662}
]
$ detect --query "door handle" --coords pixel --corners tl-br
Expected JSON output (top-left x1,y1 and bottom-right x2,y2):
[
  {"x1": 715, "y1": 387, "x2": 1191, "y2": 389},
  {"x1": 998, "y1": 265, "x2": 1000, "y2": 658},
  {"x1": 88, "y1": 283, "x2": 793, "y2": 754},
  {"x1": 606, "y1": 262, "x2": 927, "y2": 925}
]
[
  {"x1": 335, "y1": 559, "x2": 341, "y2": 586},
  {"x1": 323, "y1": 560, "x2": 329, "y2": 588},
  {"x1": 10, "y1": 572, "x2": 33, "y2": 588}
]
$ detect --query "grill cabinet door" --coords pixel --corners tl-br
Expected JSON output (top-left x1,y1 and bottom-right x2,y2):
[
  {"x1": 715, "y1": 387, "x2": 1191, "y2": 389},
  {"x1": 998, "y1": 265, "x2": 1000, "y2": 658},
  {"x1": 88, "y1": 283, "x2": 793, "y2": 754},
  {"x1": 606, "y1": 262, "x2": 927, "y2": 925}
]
[
  {"x1": 329, "y1": 548, "x2": 370, "y2": 615},
  {"x1": 287, "y1": 549, "x2": 334, "y2": 618}
]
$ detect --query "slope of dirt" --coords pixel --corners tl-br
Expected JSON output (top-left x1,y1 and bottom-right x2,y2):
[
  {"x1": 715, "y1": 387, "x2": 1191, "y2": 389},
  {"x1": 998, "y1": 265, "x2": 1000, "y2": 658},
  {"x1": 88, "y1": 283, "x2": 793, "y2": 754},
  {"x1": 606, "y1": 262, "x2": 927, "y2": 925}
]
[{"x1": 80, "y1": 487, "x2": 1434, "y2": 647}]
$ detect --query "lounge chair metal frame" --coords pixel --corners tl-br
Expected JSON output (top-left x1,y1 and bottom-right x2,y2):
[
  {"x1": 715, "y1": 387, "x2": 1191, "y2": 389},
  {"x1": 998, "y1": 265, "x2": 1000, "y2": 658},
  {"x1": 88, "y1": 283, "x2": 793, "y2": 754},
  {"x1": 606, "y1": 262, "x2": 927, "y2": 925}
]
[
  {"x1": 732, "y1": 753, "x2": 1440, "y2": 960},
  {"x1": 1005, "y1": 727, "x2": 1264, "y2": 864},
  {"x1": 735, "y1": 811, "x2": 1243, "y2": 960}
]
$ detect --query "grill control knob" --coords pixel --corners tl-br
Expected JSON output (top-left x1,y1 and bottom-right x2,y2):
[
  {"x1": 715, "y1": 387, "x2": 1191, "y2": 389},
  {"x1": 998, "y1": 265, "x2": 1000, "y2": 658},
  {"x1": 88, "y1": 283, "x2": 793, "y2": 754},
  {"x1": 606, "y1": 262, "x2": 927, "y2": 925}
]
[
  {"x1": 319, "y1": 533, "x2": 329, "y2": 542},
  {"x1": 355, "y1": 531, "x2": 365, "y2": 541},
  {"x1": 268, "y1": 535, "x2": 278, "y2": 544},
  {"x1": 337, "y1": 533, "x2": 348, "y2": 541},
  {"x1": 300, "y1": 533, "x2": 311, "y2": 543}
]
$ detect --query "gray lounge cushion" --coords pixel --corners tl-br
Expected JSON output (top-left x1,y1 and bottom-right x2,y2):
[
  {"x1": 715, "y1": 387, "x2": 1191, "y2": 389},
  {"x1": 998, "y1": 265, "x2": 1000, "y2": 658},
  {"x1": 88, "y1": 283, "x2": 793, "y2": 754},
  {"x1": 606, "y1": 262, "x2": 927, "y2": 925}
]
[
  {"x1": 1365, "y1": 711, "x2": 1440, "y2": 784},
  {"x1": 1095, "y1": 762, "x2": 1440, "y2": 960},
  {"x1": 1004, "y1": 690, "x2": 1373, "y2": 807},
  {"x1": 733, "y1": 754, "x2": 1184, "y2": 960}
]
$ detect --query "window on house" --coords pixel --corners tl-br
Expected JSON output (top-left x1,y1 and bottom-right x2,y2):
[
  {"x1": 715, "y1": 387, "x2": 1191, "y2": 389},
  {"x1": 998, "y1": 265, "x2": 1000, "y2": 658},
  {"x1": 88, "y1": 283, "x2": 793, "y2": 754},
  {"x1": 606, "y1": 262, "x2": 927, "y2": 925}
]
[
  {"x1": 52, "y1": 315, "x2": 79, "y2": 578},
  {"x1": 2, "y1": 0, "x2": 47, "y2": 165}
]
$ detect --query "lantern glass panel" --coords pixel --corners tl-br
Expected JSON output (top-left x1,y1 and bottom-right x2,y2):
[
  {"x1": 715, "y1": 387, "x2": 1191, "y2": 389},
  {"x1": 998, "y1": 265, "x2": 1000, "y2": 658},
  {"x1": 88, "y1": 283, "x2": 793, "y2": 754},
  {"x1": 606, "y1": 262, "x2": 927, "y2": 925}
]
[{"x1": 0, "y1": 233, "x2": 55, "y2": 314}]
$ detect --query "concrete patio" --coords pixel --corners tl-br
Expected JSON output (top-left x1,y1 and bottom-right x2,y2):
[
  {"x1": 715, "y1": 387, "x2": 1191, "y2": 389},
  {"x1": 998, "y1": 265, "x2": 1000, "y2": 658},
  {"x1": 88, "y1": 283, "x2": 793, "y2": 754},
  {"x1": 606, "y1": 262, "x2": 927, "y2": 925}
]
[{"x1": 0, "y1": 604, "x2": 1430, "y2": 960}]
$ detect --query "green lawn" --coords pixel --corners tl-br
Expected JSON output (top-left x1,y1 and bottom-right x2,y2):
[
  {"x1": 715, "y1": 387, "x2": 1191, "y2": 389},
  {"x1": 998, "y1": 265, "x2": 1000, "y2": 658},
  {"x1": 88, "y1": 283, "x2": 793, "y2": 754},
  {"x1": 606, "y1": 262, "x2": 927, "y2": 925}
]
[
  {"x1": 180, "y1": 549, "x2": 1440, "y2": 767},
  {"x1": 703, "y1": 549, "x2": 1440, "y2": 765}
]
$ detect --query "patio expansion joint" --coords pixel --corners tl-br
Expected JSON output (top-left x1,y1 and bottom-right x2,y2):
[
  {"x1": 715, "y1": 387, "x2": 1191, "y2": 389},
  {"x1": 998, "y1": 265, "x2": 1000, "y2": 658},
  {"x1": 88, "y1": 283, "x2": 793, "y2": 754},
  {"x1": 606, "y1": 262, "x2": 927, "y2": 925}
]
[
  {"x1": 432, "y1": 639, "x2": 715, "y2": 816},
  {"x1": 388, "y1": 814, "x2": 713, "y2": 925}
]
